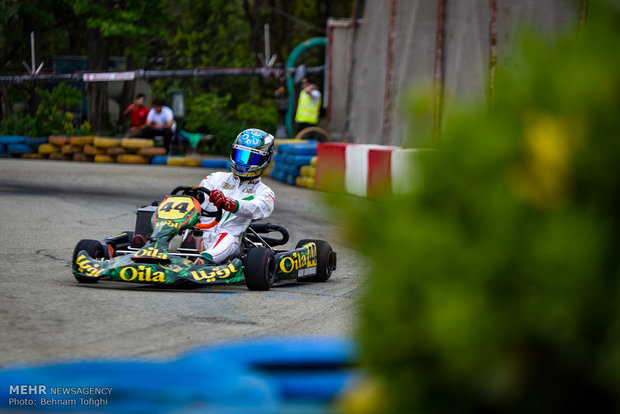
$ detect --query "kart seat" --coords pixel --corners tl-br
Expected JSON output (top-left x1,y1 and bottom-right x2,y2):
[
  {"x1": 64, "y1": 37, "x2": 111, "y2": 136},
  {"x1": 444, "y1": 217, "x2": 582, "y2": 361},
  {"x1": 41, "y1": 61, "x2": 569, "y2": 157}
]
[{"x1": 245, "y1": 223, "x2": 289, "y2": 247}]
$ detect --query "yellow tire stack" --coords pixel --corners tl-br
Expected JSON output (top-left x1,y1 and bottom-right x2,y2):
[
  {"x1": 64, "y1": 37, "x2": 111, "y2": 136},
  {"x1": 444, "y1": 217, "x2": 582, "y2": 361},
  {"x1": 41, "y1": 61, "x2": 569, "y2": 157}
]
[
  {"x1": 69, "y1": 136, "x2": 96, "y2": 161},
  {"x1": 39, "y1": 136, "x2": 166, "y2": 164},
  {"x1": 296, "y1": 158, "x2": 317, "y2": 189},
  {"x1": 166, "y1": 156, "x2": 202, "y2": 167}
]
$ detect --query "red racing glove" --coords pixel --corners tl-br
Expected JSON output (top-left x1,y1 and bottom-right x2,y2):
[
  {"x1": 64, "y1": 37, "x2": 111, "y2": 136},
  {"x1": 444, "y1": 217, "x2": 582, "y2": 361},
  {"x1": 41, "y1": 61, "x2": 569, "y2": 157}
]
[
  {"x1": 222, "y1": 198, "x2": 238, "y2": 212},
  {"x1": 209, "y1": 189, "x2": 226, "y2": 206},
  {"x1": 209, "y1": 189, "x2": 238, "y2": 212}
]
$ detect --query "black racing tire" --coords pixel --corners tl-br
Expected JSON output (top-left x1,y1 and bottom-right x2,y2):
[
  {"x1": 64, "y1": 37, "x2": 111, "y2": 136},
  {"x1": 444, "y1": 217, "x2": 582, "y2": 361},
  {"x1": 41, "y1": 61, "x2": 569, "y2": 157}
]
[
  {"x1": 244, "y1": 247, "x2": 276, "y2": 291},
  {"x1": 72, "y1": 239, "x2": 106, "y2": 284},
  {"x1": 295, "y1": 126, "x2": 331, "y2": 142},
  {"x1": 105, "y1": 231, "x2": 133, "y2": 256},
  {"x1": 295, "y1": 239, "x2": 336, "y2": 282}
]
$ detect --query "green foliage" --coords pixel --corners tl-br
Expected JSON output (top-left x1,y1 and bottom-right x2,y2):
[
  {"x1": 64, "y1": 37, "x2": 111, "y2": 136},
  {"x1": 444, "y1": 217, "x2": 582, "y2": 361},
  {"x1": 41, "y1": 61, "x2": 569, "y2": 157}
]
[
  {"x1": 0, "y1": 113, "x2": 38, "y2": 136},
  {"x1": 167, "y1": 0, "x2": 251, "y2": 69},
  {"x1": 184, "y1": 93, "x2": 231, "y2": 131},
  {"x1": 183, "y1": 92, "x2": 278, "y2": 155},
  {"x1": 236, "y1": 101, "x2": 278, "y2": 132},
  {"x1": 0, "y1": 0, "x2": 72, "y2": 76},
  {"x1": 35, "y1": 83, "x2": 84, "y2": 135},
  {"x1": 1, "y1": 0, "x2": 355, "y2": 139},
  {"x1": 71, "y1": 0, "x2": 169, "y2": 60},
  {"x1": 345, "y1": 3, "x2": 620, "y2": 413},
  {"x1": 0, "y1": 83, "x2": 92, "y2": 136},
  {"x1": 184, "y1": 92, "x2": 236, "y2": 154}
]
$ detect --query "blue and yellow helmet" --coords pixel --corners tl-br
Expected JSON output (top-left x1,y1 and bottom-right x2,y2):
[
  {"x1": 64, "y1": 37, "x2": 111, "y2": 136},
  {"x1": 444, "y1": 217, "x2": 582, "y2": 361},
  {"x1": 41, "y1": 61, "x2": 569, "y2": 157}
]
[{"x1": 230, "y1": 128, "x2": 275, "y2": 179}]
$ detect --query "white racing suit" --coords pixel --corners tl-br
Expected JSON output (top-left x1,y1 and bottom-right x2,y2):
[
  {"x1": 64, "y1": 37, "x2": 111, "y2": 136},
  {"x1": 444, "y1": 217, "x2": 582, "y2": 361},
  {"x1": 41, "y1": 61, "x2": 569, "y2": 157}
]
[{"x1": 197, "y1": 172, "x2": 275, "y2": 263}]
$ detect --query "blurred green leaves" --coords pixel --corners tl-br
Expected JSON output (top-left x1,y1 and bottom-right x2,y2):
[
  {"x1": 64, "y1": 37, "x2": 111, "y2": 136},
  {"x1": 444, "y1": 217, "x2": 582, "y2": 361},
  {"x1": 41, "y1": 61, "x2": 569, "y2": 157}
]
[
  {"x1": 344, "y1": 1, "x2": 620, "y2": 412},
  {"x1": 0, "y1": 83, "x2": 92, "y2": 136},
  {"x1": 183, "y1": 92, "x2": 277, "y2": 155}
]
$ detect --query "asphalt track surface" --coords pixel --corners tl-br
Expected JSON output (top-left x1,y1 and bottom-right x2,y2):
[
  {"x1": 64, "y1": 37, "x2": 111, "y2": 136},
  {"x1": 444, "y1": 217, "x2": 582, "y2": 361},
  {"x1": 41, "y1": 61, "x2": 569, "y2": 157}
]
[{"x1": 0, "y1": 159, "x2": 363, "y2": 365}]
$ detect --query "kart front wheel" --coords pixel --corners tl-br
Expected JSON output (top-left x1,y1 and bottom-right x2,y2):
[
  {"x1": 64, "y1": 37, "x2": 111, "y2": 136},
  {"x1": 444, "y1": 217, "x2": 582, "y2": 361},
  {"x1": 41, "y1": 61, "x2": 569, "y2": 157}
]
[
  {"x1": 295, "y1": 239, "x2": 336, "y2": 282},
  {"x1": 72, "y1": 239, "x2": 107, "y2": 284},
  {"x1": 245, "y1": 247, "x2": 276, "y2": 291}
]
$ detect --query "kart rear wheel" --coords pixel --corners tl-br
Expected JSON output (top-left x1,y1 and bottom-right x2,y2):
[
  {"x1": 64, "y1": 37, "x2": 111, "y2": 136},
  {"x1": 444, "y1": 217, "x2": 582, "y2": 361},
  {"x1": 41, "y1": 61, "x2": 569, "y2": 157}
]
[
  {"x1": 72, "y1": 239, "x2": 107, "y2": 284},
  {"x1": 245, "y1": 247, "x2": 276, "y2": 291},
  {"x1": 295, "y1": 239, "x2": 336, "y2": 282}
]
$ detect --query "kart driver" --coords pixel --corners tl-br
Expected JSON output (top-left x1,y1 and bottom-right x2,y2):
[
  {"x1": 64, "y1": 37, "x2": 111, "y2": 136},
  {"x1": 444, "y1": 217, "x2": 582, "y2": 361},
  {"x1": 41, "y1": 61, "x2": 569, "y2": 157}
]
[{"x1": 191, "y1": 128, "x2": 276, "y2": 264}]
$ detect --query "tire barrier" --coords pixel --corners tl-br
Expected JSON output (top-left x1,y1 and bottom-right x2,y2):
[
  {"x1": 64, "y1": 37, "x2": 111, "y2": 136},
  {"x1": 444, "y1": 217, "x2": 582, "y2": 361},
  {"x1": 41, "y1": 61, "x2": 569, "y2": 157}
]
[
  {"x1": 6, "y1": 134, "x2": 430, "y2": 198},
  {"x1": 121, "y1": 138, "x2": 154, "y2": 148},
  {"x1": 83, "y1": 145, "x2": 106, "y2": 156},
  {"x1": 117, "y1": 154, "x2": 148, "y2": 164},
  {"x1": 7, "y1": 143, "x2": 31, "y2": 156},
  {"x1": 0, "y1": 135, "x2": 26, "y2": 145},
  {"x1": 2, "y1": 135, "x2": 235, "y2": 172},
  {"x1": 26, "y1": 137, "x2": 48, "y2": 147},
  {"x1": 391, "y1": 148, "x2": 435, "y2": 194},
  {"x1": 315, "y1": 142, "x2": 348, "y2": 192},
  {"x1": 296, "y1": 158, "x2": 317, "y2": 189},
  {"x1": 269, "y1": 140, "x2": 318, "y2": 189},
  {"x1": 94, "y1": 154, "x2": 115, "y2": 163},
  {"x1": 316, "y1": 142, "x2": 434, "y2": 198},
  {"x1": 288, "y1": 154, "x2": 315, "y2": 166},
  {"x1": 38, "y1": 143, "x2": 61, "y2": 155},
  {"x1": 137, "y1": 147, "x2": 167, "y2": 157},
  {"x1": 93, "y1": 136, "x2": 122, "y2": 148},
  {"x1": 72, "y1": 152, "x2": 93, "y2": 162},
  {"x1": 300, "y1": 165, "x2": 317, "y2": 176},
  {"x1": 2, "y1": 136, "x2": 43, "y2": 157},
  {"x1": 345, "y1": 145, "x2": 400, "y2": 199},
  {"x1": 166, "y1": 156, "x2": 202, "y2": 167},
  {"x1": 48, "y1": 135, "x2": 69, "y2": 146},
  {"x1": 150, "y1": 155, "x2": 168, "y2": 165},
  {"x1": 0, "y1": 336, "x2": 357, "y2": 413},
  {"x1": 201, "y1": 158, "x2": 231, "y2": 169},
  {"x1": 48, "y1": 153, "x2": 72, "y2": 161},
  {"x1": 61, "y1": 144, "x2": 79, "y2": 154},
  {"x1": 69, "y1": 135, "x2": 95, "y2": 146},
  {"x1": 295, "y1": 126, "x2": 331, "y2": 142},
  {"x1": 21, "y1": 152, "x2": 45, "y2": 159},
  {"x1": 106, "y1": 146, "x2": 126, "y2": 156}
]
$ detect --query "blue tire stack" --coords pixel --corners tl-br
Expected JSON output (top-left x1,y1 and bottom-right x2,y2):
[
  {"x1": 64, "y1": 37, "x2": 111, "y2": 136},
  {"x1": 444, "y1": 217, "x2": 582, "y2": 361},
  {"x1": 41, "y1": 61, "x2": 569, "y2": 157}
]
[
  {"x1": 0, "y1": 136, "x2": 49, "y2": 158},
  {"x1": 1, "y1": 136, "x2": 26, "y2": 157},
  {"x1": 270, "y1": 141, "x2": 318, "y2": 186}
]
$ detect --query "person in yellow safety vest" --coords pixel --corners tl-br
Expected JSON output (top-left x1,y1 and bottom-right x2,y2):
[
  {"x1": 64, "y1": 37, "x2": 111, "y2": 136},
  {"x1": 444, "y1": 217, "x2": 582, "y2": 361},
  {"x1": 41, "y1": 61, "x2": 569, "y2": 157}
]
[{"x1": 295, "y1": 77, "x2": 322, "y2": 134}]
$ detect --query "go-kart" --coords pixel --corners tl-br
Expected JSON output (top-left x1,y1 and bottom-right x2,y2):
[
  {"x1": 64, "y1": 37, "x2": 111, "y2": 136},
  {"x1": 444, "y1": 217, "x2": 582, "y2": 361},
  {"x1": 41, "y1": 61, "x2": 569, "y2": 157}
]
[{"x1": 72, "y1": 186, "x2": 336, "y2": 291}]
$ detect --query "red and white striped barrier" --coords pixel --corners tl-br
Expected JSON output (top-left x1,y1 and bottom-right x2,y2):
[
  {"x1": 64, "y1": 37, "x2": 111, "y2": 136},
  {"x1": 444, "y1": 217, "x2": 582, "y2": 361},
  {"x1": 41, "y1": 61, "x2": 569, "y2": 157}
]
[{"x1": 316, "y1": 143, "x2": 432, "y2": 198}]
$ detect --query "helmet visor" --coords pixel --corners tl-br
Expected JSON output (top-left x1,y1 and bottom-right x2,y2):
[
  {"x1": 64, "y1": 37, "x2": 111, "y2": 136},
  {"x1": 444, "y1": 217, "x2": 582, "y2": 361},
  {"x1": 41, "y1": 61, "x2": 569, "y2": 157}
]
[{"x1": 231, "y1": 145, "x2": 270, "y2": 167}]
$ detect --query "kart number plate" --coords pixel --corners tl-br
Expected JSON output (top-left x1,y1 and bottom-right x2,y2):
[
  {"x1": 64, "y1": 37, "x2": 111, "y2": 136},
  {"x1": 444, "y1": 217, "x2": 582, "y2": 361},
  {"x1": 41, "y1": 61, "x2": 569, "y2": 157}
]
[{"x1": 157, "y1": 197, "x2": 195, "y2": 220}]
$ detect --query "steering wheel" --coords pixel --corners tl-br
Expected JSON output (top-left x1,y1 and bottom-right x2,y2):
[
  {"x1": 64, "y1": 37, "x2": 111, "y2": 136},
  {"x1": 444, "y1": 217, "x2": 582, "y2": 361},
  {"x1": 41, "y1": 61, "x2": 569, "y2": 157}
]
[{"x1": 169, "y1": 185, "x2": 222, "y2": 229}]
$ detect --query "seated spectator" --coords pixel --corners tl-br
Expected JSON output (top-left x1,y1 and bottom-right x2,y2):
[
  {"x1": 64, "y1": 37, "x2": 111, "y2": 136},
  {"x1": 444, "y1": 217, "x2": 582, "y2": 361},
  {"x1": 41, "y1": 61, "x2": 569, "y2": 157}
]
[
  {"x1": 123, "y1": 93, "x2": 149, "y2": 137},
  {"x1": 142, "y1": 97, "x2": 174, "y2": 153}
]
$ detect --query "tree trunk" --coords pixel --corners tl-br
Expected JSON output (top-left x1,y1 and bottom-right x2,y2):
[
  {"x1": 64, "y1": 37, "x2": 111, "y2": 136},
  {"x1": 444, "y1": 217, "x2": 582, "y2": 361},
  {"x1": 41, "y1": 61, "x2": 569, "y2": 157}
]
[
  {"x1": 1, "y1": 85, "x2": 13, "y2": 119},
  {"x1": 86, "y1": 27, "x2": 109, "y2": 132},
  {"x1": 243, "y1": 0, "x2": 267, "y2": 66},
  {"x1": 118, "y1": 56, "x2": 136, "y2": 129}
]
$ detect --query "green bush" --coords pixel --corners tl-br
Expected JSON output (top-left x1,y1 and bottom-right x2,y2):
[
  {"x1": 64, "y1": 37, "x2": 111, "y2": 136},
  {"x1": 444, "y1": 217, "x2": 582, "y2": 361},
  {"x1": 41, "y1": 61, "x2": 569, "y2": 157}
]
[
  {"x1": 0, "y1": 113, "x2": 38, "y2": 136},
  {"x1": 183, "y1": 92, "x2": 278, "y2": 155},
  {"x1": 235, "y1": 101, "x2": 278, "y2": 133},
  {"x1": 184, "y1": 92, "x2": 231, "y2": 132},
  {"x1": 344, "y1": 2, "x2": 620, "y2": 413},
  {"x1": 35, "y1": 83, "x2": 83, "y2": 135},
  {"x1": 184, "y1": 92, "x2": 232, "y2": 154},
  {"x1": 0, "y1": 83, "x2": 92, "y2": 136}
]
